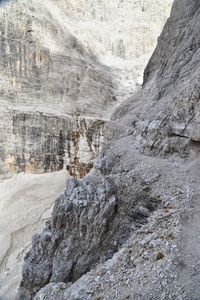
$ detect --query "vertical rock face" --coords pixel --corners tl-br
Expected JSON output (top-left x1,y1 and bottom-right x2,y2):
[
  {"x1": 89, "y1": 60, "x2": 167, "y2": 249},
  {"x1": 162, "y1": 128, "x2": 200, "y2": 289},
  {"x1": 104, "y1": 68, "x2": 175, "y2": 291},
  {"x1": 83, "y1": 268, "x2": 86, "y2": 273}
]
[
  {"x1": 0, "y1": 170, "x2": 69, "y2": 300},
  {"x1": 0, "y1": 0, "x2": 114, "y2": 178},
  {"x1": 6, "y1": 113, "x2": 105, "y2": 178},
  {"x1": 18, "y1": 173, "x2": 160, "y2": 300},
  {"x1": 56, "y1": 0, "x2": 173, "y2": 99},
  {"x1": 18, "y1": 0, "x2": 200, "y2": 299},
  {"x1": 0, "y1": 0, "x2": 172, "y2": 179}
]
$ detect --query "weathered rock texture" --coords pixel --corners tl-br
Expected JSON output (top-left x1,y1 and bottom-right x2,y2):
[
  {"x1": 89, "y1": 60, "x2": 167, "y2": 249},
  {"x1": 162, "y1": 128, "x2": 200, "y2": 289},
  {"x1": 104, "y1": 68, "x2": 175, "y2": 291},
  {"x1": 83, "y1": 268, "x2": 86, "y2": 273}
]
[
  {"x1": 0, "y1": 0, "x2": 114, "y2": 179},
  {"x1": 44, "y1": 0, "x2": 173, "y2": 100},
  {"x1": 0, "y1": 0, "x2": 172, "y2": 179},
  {"x1": 18, "y1": 0, "x2": 200, "y2": 299},
  {"x1": 11, "y1": 113, "x2": 105, "y2": 178},
  {"x1": 0, "y1": 171, "x2": 69, "y2": 300}
]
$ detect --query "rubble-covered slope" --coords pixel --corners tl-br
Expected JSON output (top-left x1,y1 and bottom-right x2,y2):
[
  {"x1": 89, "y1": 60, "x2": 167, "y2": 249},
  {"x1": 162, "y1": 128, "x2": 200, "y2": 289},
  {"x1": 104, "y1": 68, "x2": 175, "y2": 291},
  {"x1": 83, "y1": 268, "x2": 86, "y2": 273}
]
[
  {"x1": 0, "y1": 171, "x2": 69, "y2": 300},
  {"x1": 17, "y1": 0, "x2": 200, "y2": 299}
]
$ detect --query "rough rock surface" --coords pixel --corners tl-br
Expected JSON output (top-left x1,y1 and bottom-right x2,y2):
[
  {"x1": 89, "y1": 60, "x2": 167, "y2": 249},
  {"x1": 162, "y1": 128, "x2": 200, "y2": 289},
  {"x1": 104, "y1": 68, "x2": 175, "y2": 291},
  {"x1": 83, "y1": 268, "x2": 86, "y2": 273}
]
[
  {"x1": 18, "y1": 173, "x2": 160, "y2": 299},
  {"x1": 17, "y1": 0, "x2": 200, "y2": 299},
  {"x1": 46, "y1": 0, "x2": 173, "y2": 100},
  {"x1": 0, "y1": 0, "x2": 114, "y2": 179},
  {"x1": 0, "y1": 170, "x2": 69, "y2": 300},
  {"x1": 0, "y1": 0, "x2": 172, "y2": 179}
]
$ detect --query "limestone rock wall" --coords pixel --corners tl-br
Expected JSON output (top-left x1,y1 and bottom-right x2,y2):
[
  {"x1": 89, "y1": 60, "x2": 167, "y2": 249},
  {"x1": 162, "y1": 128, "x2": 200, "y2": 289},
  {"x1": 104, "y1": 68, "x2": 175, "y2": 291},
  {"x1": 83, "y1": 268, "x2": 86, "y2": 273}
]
[
  {"x1": 17, "y1": 1, "x2": 200, "y2": 299},
  {"x1": 0, "y1": 0, "x2": 113, "y2": 178},
  {"x1": 44, "y1": 0, "x2": 173, "y2": 100},
  {"x1": 0, "y1": 0, "x2": 172, "y2": 179},
  {"x1": 7, "y1": 112, "x2": 105, "y2": 178}
]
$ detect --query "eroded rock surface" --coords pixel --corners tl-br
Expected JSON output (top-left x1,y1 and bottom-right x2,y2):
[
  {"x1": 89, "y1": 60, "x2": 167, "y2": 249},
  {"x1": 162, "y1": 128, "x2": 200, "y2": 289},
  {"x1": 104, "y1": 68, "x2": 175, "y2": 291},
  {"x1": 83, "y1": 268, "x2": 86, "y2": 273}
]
[
  {"x1": 0, "y1": 0, "x2": 172, "y2": 179},
  {"x1": 18, "y1": 170, "x2": 160, "y2": 299},
  {"x1": 0, "y1": 0, "x2": 114, "y2": 179},
  {"x1": 18, "y1": 0, "x2": 200, "y2": 299},
  {"x1": 0, "y1": 170, "x2": 69, "y2": 300}
]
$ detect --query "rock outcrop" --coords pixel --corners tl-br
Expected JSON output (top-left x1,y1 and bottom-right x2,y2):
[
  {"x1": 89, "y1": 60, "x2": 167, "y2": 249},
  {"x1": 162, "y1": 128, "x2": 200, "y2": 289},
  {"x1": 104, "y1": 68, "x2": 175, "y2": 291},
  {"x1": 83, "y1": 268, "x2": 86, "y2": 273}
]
[
  {"x1": 0, "y1": 0, "x2": 172, "y2": 179},
  {"x1": 18, "y1": 0, "x2": 200, "y2": 299},
  {"x1": 0, "y1": 171, "x2": 69, "y2": 300}
]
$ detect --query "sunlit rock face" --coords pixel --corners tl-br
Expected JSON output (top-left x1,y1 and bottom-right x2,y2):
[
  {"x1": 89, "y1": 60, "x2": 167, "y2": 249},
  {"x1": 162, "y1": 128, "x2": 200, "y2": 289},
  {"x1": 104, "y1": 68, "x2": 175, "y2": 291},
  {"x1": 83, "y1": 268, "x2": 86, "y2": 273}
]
[
  {"x1": 0, "y1": 0, "x2": 113, "y2": 178},
  {"x1": 18, "y1": 1, "x2": 200, "y2": 299},
  {"x1": 0, "y1": 0, "x2": 172, "y2": 178},
  {"x1": 57, "y1": 0, "x2": 173, "y2": 100},
  {"x1": 11, "y1": 113, "x2": 105, "y2": 179}
]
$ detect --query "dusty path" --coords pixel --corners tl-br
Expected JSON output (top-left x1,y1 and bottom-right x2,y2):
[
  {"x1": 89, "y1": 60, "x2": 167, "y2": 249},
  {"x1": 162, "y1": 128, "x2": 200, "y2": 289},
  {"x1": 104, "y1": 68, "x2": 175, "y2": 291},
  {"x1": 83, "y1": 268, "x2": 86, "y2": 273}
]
[
  {"x1": 180, "y1": 208, "x2": 200, "y2": 299},
  {"x1": 177, "y1": 160, "x2": 200, "y2": 299},
  {"x1": 0, "y1": 170, "x2": 69, "y2": 300}
]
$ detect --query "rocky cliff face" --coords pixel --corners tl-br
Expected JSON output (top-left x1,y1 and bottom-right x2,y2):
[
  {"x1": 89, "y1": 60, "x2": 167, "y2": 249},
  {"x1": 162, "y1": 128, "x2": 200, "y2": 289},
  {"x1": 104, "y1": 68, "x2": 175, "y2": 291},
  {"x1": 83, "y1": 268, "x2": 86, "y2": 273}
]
[
  {"x1": 0, "y1": 171, "x2": 69, "y2": 300},
  {"x1": 17, "y1": 0, "x2": 200, "y2": 299},
  {"x1": 0, "y1": 0, "x2": 172, "y2": 179},
  {"x1": 0, "y1": 0, "x2": 114, "y2": 179},
  {"x1": 48, "y1": 0, "x2": 173, "y2": 100}
]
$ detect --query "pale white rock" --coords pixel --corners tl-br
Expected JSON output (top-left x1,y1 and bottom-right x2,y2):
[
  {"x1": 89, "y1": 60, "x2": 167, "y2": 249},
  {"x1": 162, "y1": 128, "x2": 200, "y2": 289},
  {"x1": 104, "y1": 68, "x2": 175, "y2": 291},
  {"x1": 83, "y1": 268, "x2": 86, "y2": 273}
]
[
  {"x1": 0, "y1": 1, "x2": 174, "y2": 299},
  {"x1": 0, "y1": 0, "x2": 172, "y2": 178}
]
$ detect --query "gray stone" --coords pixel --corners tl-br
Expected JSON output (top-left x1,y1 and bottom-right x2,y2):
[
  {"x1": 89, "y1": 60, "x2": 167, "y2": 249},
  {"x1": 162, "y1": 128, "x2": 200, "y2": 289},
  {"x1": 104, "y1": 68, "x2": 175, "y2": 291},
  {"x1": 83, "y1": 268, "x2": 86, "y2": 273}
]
[{"x1": 17, "y1": 0, "x2": 200, "y2": 299}]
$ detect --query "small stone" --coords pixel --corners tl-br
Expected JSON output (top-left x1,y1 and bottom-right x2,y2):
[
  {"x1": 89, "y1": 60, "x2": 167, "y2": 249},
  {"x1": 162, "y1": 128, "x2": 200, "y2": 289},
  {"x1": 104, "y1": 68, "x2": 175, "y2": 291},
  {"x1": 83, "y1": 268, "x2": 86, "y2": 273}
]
[{"x1": 155, "y1": 251, "x2": 165, "y2": 261}]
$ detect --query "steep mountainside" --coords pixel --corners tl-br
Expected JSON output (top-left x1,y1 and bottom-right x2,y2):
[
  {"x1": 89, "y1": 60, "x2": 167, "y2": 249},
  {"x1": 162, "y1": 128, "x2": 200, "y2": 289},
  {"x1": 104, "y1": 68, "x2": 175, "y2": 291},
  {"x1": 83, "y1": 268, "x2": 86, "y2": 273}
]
[
  {"x1": 0, "y1": 1, "x2": 173, "y2": 299},
  {"x1": 0, "y1": 171, "x2": 69, "y2": 300},
  {"x1": 0, "y1": 0, "x2": 114, "y2": 179},
  {"x1": 43, "y1": 0, "x2": 173, "y2": 100},
  {"x1": 17, "y1": 0, "x2": 200, "y2": 299},
  {"x1": 0, "y1": 0, "x2": 172, "y2": 179}
]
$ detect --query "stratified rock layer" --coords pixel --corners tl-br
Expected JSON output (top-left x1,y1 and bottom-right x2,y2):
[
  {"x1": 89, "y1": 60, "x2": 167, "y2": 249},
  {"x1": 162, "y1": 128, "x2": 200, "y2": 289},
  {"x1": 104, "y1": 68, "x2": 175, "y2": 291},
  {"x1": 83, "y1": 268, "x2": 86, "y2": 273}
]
[
  {"x1": 0, "y1": 0, "x2": 114, "y2": 179},
  {"x1": 7, "y1": 113, "x2": 105, "y2": 179},
  {"x1": 18, "y1": 1, "x2": 200, "y2": 299},
  {"x1": 0, "y1": 0, "x2": 172, "y2": 179},
  {"x1": 47, "y1": 0, "x2": 173, "y2": 100}
]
